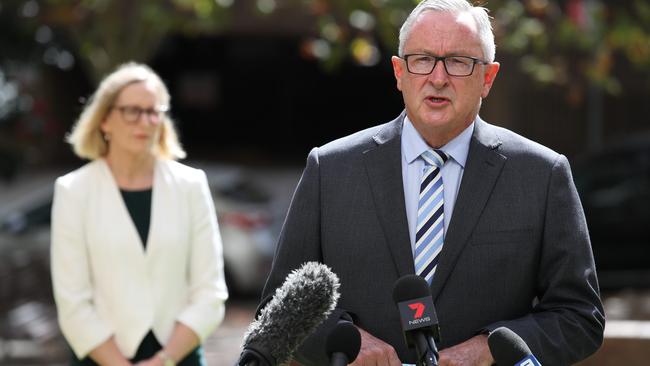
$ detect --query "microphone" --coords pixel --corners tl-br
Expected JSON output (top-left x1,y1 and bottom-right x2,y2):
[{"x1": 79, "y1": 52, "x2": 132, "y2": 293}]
[
  {"x1": 236, "y1": 262, "x2": 341, "y2": 366},
  {"x1": 326, "y1": 320, "x2": 361, "y2": 366},
  {"x1": 488, "y1": 327, "x2": 541, "y2": 366},
  {"x1": 392, "y1": 275, "x2": 439, "y2": 366}
]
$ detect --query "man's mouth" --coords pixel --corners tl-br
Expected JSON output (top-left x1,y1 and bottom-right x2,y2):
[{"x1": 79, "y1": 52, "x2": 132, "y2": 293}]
[{"x1": 427, "y1": 96, "x2": 449, "y2": 103}]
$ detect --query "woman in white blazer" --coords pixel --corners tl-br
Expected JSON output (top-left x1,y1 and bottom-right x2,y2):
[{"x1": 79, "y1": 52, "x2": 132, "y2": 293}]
[{"x1": 51, "y1": 63, "x2": 228, "y2": 366}]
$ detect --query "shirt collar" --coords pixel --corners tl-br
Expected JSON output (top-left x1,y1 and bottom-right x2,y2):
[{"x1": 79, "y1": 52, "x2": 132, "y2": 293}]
[{"x1": 402, "y1": 116, "x2": 475, "y2": 168}]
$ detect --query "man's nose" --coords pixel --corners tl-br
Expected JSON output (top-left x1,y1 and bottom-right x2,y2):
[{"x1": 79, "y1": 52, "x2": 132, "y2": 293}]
[{"x1": 428, "y1": 59, "x2": 449, "y2": 88}]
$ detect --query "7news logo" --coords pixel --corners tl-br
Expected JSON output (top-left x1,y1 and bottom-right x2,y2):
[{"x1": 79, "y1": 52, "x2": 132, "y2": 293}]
[
  {"x1": 408, "y1": 302, "x2": 425, "y2": 319},
  {"x1": 407, "y1": 302, "x2": 431, "y2": 325},
  {"x1": 397, "y1": 296, "x2": 437, "y2": 331}
]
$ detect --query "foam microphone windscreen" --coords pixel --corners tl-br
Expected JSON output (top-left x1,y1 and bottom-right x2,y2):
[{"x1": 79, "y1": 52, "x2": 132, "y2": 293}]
[
  {"x1": 392, "y1": 274, "x2": 431, "y2": 303},
  {"x1": 326, "y1": 321, "x2": 361, "y2": 363},
  {"x1": 242, "y1": 261, "x2": 340, "y2": 365},
  {"x1": 488, "y1": 327, "x2": 534, "y2": 365}
]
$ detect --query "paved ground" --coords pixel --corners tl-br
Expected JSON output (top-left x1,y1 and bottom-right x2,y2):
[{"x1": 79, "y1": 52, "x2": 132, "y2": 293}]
[
  {"x1": 0, "y1": 299, "x2": 258, "y2": 366},
  {"x1": 2, "y1": 290, "x2": 650, "y2": 365},
  {"x1": 204, "y1": 300, "x2": 257, "y2": 366}
]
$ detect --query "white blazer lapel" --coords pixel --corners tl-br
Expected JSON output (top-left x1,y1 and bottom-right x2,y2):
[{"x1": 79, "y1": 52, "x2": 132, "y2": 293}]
[
  {"x1": 144, "y1": 160, "x2": 192, "y2": 267},
  {"x1": 96, "y1": 159, "x2": 147, "y2": 258}
]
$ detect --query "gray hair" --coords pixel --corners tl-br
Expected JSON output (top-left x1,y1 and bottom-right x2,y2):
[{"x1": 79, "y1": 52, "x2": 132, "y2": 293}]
[{"x1": 398, "y1": 0, "x2": 496, "y2": 62}]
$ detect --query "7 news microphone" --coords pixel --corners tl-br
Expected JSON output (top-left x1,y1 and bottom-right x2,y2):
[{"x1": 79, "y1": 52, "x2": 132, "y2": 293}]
[
  {"x1": 488, "y1": 327, "x2": 542, "y2": 366},
  {"x1": 235, "y1": 262, "x2": 340, "y2": 366},
  {"x1": 326, "y1": 320, "x2": 361, "y2": 366},
  {"x1": 392, "y1": 275, "x2": 440, "y2": 366}
]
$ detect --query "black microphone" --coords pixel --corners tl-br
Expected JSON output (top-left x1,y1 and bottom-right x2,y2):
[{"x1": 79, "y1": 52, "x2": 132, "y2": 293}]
[
  {"x1": 488, "y1": 327, "x2": 541, "y2": 366},
  {"x1": 236, "y1": 262, "x2": 341, "y2": 366},
  {"x1": 392, "y1": 275, "x2": 439, "y2": 366},
  {"x1": 326, "y1": 320, "x2": 361, "y2": 366}
]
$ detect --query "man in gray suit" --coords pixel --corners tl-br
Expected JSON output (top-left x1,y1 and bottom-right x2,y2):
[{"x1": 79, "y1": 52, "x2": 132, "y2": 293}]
[{"x1": 262, "y1": 0, "x2": 604, "y2": 365}]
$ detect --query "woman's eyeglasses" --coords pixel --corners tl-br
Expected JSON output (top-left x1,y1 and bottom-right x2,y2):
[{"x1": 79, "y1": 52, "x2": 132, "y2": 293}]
[{"x1": 111, "y1": 105, "x2": 168, "y2": 124}]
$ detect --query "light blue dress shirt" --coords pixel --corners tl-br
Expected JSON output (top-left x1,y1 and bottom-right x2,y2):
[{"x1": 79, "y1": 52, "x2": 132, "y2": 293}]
[{"x1": 401, "y1": 116, "x2": 474, "y2": 254}]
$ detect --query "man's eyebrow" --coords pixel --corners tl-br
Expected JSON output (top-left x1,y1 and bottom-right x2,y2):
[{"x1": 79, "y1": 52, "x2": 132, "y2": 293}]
[{"x1": 406, "y1": 49, "x2": 478, "y2": 56}]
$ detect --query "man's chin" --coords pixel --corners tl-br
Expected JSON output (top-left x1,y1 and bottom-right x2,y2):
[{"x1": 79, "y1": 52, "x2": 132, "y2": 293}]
[{"x1": 416, "y1": 116, "x2": 451, "y2": 130}]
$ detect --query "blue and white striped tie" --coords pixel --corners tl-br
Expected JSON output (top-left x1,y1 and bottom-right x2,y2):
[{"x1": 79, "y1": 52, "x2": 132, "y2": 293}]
[{"x1": 414, "y1": 149, "x2": 448, "y2": 284}]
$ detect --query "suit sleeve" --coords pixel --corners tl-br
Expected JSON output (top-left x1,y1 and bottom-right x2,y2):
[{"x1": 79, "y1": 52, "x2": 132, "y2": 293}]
[
  {"x1": 483, "y1": 155, "x2": 605, "y2": 365},
  {"x1": 261, "y1": 148, "x2": 352, "y2": 366},
  {"x1": 177, "y1": 170, "x2": 229, "y2": 341},
  {"x1": 51, "y1": 177, "x2": 113, "y2": 358}
]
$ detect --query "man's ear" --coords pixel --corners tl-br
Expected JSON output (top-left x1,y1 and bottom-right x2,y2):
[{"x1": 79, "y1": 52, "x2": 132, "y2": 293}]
[
  {"x1": 391, "y1": 56, "x2": 404, "y2": 91},
  {"x1": 481, "y1": 62, "x2": 500, "y2": 98}
]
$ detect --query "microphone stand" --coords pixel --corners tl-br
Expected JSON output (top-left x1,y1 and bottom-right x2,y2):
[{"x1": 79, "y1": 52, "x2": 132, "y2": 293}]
[{"x1": 329, "y1": 352, "x2": 350, "y2": 366}]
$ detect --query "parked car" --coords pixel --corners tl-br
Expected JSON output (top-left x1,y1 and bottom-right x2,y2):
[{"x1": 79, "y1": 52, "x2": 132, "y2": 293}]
[
  {"x1": 0, "y1": 171, "x2": 56, "y2": 309},
  {"x1": 0, "y1": 169, "x2": 65, "y2": 363},
  {"x1": 198, "y1": 162, "x2": 301, "y2": 296},
  {"x1": 573, "y1": 136, "x2": 650, "y2": 289}
]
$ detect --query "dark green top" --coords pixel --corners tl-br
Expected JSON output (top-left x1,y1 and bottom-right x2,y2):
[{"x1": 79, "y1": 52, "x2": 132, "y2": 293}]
[{"x1": 120, "y1": 188, "x2": 152, "y2": 249}]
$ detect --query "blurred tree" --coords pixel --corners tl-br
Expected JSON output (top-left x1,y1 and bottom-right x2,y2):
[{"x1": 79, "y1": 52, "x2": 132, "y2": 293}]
[
  {"x1": 296, "y1": 0, "x2": 650, "y2": 100},
  {"x1": 0, "y1": 0, "x2": 235, "y2": 170},
  {"x1": 286, "y1": 0, "x2": 649, "y2": 149},
  {"x1": 1, "y1": 0, "x2": 648, "y2": 156},
  {"x1": 3, "y1": 0, "x2": 234, "y2": 83},
  {"x1": 2, "y1": 0, "x2": 648, "y2": 94}
]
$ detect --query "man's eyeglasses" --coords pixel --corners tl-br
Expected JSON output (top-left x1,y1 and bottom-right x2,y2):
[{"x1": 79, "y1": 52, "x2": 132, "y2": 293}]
[
  {"x1": 401, "y1": 54, "x2": 488, "y2": 77},
  {"x1": 111, "y1": 105, "x2": 168, "y2": 124}
]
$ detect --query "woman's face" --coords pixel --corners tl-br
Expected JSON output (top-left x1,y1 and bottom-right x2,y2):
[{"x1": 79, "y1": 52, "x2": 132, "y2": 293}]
[{"x1": 101, "y1": 81, "x2": 165, "y2": 158}]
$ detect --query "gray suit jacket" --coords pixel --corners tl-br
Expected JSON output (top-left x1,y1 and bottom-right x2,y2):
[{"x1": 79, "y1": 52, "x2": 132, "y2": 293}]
[{"x1": 262, "y1": 113, "x2": 604, "y2": 365}]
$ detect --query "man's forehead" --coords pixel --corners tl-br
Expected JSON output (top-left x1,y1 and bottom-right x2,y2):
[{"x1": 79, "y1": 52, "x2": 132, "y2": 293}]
[
  {"x1": 415, "y1": 9, "x2": 478, "y2": 32},
  {"x1": 407, "y1": 10, "x2": 482, "y2": 54}
]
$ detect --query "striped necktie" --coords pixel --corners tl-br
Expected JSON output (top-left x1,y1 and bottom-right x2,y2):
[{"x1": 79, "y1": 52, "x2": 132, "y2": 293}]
[{"x1": 414, "y1": 149, "x2": 448, "y2": 284}]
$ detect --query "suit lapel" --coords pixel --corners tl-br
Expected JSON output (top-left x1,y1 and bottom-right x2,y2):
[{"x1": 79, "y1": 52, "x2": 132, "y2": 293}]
[
  {"x1": 145, "y1": 160, "x2": 162, "y2": 256},
  {"x1": 363, "y1": 113, "x2": 415, "y2": 278},
  {"x1": 430, "y1": 119, "x2": 506, "y2": 300},
  {"x1": 98, "y1": 159, "x2": 148, "y2": 259}
]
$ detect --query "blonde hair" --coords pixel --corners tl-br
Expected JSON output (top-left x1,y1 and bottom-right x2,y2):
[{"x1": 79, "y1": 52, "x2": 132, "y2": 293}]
[{"x1": 67, "y1": 62, "x2": 186, "y2": 160}]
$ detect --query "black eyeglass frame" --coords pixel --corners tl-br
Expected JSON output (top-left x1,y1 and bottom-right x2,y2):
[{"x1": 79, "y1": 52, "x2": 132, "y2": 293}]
[
  {"x1": 110, "y1": 105, "x2": 169, "y2": 124},
  {"x1": 400, "y1": 54, "x2": 489, "y2": 77}
]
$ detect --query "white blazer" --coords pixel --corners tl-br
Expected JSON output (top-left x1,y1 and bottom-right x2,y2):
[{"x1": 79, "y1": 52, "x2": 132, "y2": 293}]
[{"x1": 51, "y1": 159, "x2": 228, "y2": 359}]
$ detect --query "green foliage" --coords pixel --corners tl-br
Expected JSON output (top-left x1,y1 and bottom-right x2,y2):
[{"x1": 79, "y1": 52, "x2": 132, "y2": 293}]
[
  {"x1": 2, "y1": 0, "x2": 649, "y2": 93},
  {"x1": 29, "y1": 0, "x2": 233, "y2": 82},
  {"x1": 300, "y1": 0, "x2": 650, "y2": 96}
]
